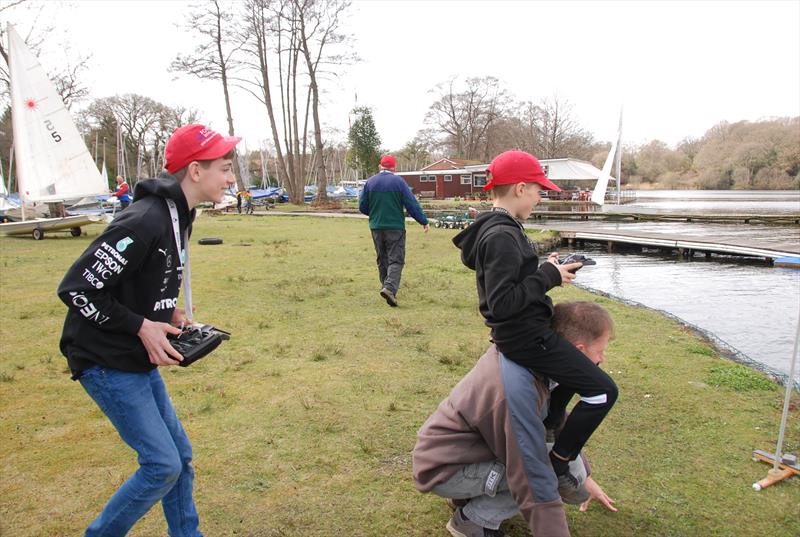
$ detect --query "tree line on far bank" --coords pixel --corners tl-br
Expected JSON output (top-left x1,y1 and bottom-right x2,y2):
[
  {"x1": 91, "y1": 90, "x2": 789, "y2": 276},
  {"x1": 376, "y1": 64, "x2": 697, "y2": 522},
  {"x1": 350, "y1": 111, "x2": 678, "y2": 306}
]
[{"x1": 383, "y1": 76, "x2": 799, "y2": 191}]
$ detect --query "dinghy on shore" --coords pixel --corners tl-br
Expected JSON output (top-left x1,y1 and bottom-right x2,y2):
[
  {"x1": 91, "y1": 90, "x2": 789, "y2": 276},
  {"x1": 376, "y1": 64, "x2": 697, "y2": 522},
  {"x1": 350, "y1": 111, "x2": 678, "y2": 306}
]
[{"x1": 0, "y1": 24, "x2": 108, "y2": 240}]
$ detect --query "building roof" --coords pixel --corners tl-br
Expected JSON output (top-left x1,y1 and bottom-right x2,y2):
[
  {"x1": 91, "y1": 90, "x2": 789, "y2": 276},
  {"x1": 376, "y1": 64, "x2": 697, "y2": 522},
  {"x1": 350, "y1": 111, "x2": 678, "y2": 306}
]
[
  {"x1": 398, "y1": 169, "x2": 477, "y2": 176},
  {"x1": 422, "y1": 157, "x2": 482, "y2": 171},
  {"x1": 465, "y1": 158, "x2": 615, "y2": 182}
]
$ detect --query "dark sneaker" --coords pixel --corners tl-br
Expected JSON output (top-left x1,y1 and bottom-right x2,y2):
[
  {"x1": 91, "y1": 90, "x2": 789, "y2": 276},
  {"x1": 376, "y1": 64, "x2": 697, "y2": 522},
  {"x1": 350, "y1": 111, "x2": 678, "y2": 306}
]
[
  {"x1": 446, "y1": 508, "x2": 508, "y2": 537},
  {"x1": 445, "y1": 498, "x2": 469, "y2": 511},
  {"x1": 379, "y1": 287, "x2": 398, "y2": 307},
  {"x1": 557, "y1": 471, "x2": 589, "y2": 505}
]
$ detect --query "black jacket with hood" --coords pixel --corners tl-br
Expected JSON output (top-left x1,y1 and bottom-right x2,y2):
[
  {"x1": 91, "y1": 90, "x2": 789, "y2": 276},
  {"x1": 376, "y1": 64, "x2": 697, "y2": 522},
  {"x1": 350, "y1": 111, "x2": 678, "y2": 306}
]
[
  {"x1": 58, "y1": 173, "x2": 194, "y2": 377},
  {"x1": 453, "y1": 210, "x2": 562, "y2": 356}
]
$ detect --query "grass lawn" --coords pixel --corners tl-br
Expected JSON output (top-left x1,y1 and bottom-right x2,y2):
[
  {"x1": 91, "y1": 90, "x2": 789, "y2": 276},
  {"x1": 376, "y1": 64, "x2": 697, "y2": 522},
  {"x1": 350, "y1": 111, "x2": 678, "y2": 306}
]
[{"x1": 0, "y1": 214, "x2": 797, "y2": 537}]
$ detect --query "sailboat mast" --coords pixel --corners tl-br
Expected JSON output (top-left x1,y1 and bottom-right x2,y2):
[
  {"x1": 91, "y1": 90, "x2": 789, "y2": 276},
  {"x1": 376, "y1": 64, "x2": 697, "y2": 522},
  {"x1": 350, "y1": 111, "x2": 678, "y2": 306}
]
[{"x1": 615, "y1": 107, "x2": 623, "y2": 205}]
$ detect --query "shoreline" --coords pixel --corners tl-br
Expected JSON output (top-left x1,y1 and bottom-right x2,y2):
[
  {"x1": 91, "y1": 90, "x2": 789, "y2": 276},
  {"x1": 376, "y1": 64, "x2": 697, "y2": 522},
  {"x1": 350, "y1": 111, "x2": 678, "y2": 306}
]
[{"x1": 576, "y1": 283, "x2": 798, "y2": 389}]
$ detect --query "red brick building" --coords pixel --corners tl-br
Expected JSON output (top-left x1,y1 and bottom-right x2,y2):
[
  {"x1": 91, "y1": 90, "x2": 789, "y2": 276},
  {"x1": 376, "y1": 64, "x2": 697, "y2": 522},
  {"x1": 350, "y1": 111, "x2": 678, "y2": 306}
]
[
  {"x1": 396, "y1": 158, "x2": 487, "y2": 199},
  {"x1": 397, "y1": 157, "x2": 609, "y2": 200}
]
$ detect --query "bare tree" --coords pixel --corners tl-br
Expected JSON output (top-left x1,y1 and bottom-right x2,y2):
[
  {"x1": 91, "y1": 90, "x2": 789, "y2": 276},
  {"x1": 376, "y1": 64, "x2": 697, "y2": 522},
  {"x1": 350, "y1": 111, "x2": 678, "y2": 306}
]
[
  {"x1": 171, "y1": 0, "x2": 246, "y2": 189},
  {"x1": 0, "y1": 1, "x2": 91, "y2": 109},
  {"x1": 425, "y1": 76, "x2": 508, "y2": 161},
  {"x1": 293, "y1": 0, "x2": 350, "y2": 203},
  {"x1": 83, "y1": 94, "x2": 199, "y2": 183},
  {"x1": 240, "y1": 0, "x2": 297, "y2": 200},
  {"x1": 534, "y1": 95, "x2": 589, "y2": 159}
]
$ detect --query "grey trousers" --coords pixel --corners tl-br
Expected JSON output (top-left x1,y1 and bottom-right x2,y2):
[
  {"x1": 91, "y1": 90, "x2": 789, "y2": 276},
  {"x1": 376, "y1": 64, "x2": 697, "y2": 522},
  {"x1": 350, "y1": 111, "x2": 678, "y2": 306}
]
[
  {"x1": 370, "y1": 228, "x2": 406, "y2": 295},
  {"x1": 431, "y1": 461, "x2": 518, "y2": 530}
]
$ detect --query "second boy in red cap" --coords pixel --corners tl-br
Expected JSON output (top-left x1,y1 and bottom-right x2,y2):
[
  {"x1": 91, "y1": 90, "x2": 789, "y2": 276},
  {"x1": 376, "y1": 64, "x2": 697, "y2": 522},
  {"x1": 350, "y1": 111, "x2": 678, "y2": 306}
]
[{"x1": 452, "y1": 150, "x2": 618, "y2": 505}]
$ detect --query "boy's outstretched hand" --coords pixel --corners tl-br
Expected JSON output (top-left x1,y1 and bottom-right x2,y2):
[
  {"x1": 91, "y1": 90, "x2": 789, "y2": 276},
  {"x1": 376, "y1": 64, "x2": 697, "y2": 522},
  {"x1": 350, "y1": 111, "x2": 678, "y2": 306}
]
[{"x1": 579, "y1": 476, "x2": 617, "y2": 512}]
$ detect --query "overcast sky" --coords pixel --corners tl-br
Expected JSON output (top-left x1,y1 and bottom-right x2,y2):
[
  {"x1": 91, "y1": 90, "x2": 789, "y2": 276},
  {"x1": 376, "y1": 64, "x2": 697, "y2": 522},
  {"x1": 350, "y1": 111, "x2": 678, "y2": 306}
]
[{"x1": 6, "y1": 0, "x2": 800, "y2": 153}]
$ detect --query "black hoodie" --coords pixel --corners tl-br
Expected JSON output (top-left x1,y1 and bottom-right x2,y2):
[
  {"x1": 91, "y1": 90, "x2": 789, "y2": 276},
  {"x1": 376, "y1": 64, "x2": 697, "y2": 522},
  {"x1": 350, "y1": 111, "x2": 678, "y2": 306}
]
[
  {"x1": 58, "y1": 173, "x2": 194, "y2": 377},
  {"x1": 453, "y1": 210, "x2": 562, "y2": 356}
]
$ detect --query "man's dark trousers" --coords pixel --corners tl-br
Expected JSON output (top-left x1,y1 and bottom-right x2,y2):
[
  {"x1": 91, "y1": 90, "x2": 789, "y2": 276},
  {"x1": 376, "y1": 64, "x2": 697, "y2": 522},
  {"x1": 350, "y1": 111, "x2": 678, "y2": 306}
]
[{"x1": 371, "y1": 228, "x2": 406, "y2": 295}]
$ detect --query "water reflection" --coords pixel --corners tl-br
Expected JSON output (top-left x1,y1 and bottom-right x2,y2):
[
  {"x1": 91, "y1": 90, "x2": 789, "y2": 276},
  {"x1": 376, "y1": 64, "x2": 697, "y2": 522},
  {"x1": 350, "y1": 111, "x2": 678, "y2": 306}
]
[{"x1": 569, "y1": 245, "x2": 800, "y2": 382}]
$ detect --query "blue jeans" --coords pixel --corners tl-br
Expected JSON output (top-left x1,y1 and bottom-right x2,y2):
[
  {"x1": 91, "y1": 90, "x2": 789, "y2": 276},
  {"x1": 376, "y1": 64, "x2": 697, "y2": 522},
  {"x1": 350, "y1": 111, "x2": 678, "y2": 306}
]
[{"x1": 79, "y1": 366, "x2": 202, "y2": 537}]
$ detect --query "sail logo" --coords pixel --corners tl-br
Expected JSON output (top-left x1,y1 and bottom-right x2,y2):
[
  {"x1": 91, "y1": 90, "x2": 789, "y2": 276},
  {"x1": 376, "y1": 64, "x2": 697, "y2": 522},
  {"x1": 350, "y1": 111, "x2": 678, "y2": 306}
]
[
  {"x1": 25, "y1": 98, "x2": 37, "y2": 110},
  {"x1": 116, "y1": 237, "x2": 134, "y2": 252}
]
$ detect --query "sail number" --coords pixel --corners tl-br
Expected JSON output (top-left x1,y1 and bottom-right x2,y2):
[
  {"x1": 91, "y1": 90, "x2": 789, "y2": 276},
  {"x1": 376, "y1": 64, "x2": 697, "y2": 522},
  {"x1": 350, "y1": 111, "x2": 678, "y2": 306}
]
[{"x1": 44, "y1": 119, "x2": 62, "y2": 143}]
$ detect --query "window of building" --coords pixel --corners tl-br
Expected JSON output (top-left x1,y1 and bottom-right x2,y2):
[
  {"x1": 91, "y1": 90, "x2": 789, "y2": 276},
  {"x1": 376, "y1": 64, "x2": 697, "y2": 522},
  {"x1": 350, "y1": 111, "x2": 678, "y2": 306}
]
[
  {"x1": 419, "y1": 175, "x2": 429, "y2": 182},
  {"x1": 473, "y1": 174, "x2": 487, "y2": 187},
  {"x1": 444, "y1": 174, "x2": 452, "y2": 182},
  {"x1": 461, "y1": 174, "x2": 472, "y2": 185}
]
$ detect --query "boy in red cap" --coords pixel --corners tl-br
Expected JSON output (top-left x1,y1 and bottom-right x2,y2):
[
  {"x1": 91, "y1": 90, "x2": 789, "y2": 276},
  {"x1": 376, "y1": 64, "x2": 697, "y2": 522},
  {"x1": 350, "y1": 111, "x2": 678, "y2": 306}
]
[
  {"x1": 452, "y1": 150, "x2": 618, "y2": 505},
  {"x1": 359, "y1": 154, "x2": 429, "y2": 307},
  {"x1": 57, "y1": 124, "x2": 239, "y2": 536}
]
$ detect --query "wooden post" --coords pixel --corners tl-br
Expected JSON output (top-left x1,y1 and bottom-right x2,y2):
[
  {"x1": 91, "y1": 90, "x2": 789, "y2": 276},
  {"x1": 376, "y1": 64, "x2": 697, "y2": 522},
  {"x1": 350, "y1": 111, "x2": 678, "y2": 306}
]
[{"x1": 607, "y1": 241, "x2": 613, "y2": 253}]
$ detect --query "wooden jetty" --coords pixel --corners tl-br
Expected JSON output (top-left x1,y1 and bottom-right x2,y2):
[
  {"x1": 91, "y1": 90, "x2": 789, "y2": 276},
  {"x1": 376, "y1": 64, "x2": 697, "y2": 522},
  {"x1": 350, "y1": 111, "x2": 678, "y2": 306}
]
[
  {"x1": 543, "y1": 226, "x2": 800, "y2": 263},
  {"x1": 530, "y1": 210, "x2": 800, "y2": 225}
]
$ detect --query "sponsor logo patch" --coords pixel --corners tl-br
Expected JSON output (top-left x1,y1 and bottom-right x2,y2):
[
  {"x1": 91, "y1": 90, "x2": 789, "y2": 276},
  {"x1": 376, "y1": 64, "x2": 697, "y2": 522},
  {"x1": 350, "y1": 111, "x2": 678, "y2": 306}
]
[
  {"x1": 153, "y1": 297, "x2": 178, "y2": 311},
  {"x1": 116, "y1": 236, "x2": 134, "y2": 252}
]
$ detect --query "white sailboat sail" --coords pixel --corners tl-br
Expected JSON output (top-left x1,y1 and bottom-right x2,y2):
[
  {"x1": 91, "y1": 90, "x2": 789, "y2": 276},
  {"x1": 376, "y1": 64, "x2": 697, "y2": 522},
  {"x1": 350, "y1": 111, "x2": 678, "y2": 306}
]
[
  {"x1": 591, "y1": 108, "x2": 623, "y2": 206},
  {"x1": 0, "y1": 161, "x2": 15, "y2": 212},
  {"x1": 590, "y1": 139, "x2": 617, "y2": 206},
  {"x1": 101, "y1": 160, "x2": 109, "y2": 185},
  {"x1": 7, "y1": 23, "x2": 106, "y2": 203}
]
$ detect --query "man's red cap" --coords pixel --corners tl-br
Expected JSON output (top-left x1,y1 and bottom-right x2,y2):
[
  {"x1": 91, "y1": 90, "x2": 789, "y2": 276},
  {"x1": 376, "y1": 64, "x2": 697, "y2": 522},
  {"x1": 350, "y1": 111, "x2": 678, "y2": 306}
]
[
  {"x1": 164, "y1": 124, "x2": 241, "y2": 174},
  {"x1": 380, "y1": 155, "x2": 397, "y2": 169},
  {"x1": 483, "y1": 150, "x2": 561, "y2": 192}
]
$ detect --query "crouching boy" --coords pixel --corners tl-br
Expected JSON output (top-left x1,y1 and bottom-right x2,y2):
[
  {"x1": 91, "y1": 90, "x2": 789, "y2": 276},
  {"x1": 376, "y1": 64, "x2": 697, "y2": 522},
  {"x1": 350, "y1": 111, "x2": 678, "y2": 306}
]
[
  {"x1": 412, "y1": 301, "x2": 617, "y2": 537},
  {"x1": 57, "y1": 124, "x2": 240, "y2": 536}
]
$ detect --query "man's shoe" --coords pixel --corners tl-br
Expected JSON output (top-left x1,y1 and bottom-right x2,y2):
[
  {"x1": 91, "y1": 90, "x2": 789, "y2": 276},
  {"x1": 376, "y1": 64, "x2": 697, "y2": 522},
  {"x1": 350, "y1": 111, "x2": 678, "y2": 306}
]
[
  {"x1": 379, "y1": 287, "x2": 398, "y2": 307},
  {"x1": 557, "y1": 471, "x2": 590, "y2": 505},
  {"x1": 445, "y1": 498, "x2": 469, "y2": 511},
  {"x1": 446, "y1": 508, "x2": 508, "y2": 537}
]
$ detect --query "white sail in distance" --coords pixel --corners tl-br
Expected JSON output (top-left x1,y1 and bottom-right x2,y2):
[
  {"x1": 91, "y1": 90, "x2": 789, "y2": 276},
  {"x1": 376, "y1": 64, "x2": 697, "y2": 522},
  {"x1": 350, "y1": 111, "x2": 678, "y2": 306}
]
[
  {"x1": 7, "y1": 24, "x2": 106, "y2": 203},
  {"x1": 591, "y1": 108, "x2": 623, "y2": 206}
]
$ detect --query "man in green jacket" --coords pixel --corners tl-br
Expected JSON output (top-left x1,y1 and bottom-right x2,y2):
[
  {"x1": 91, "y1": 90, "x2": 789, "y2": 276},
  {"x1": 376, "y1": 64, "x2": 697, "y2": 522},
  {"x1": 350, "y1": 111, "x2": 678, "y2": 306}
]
[{"x1": 359, "y1": 155, "x2": 429, "y2": 307}]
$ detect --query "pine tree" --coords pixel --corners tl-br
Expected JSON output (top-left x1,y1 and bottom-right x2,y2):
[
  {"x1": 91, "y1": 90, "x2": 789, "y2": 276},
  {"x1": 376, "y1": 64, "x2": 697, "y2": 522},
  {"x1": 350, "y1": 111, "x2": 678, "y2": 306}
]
[{"x1": 347, "y1": 106, "x2": 382, "y2": 179}]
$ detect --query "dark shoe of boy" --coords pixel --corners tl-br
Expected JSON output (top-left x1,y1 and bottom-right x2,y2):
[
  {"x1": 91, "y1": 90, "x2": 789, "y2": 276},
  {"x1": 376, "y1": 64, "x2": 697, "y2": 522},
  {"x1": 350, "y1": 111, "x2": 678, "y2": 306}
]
[
  {"x1": 380, "y1": 287, "x2": 398, "y2": 307},
  {"x1": 555, "y1": 471, "x2": 589, "y2": 505},
  {"x1": 550, "y1": 451, "x2": 589, "y2": 504},
  {"x1": 445, "y1": 498, "x2": 469, "y2": 511},
  {"x1": 446, "y1": 508, "x2": 508, "y2": 537}
]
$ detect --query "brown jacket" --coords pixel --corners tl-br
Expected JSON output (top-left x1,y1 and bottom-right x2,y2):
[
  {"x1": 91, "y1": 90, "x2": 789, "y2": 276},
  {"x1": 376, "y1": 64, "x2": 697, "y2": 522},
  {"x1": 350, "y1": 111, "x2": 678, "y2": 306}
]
[{"x1": 412, "y1": 346, "x2": 570, "y2": 537}]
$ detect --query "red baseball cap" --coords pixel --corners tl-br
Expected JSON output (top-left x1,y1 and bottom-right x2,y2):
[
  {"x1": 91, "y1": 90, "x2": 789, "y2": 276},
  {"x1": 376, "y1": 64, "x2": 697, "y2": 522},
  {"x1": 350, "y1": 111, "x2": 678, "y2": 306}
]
[
  {"x1": 380, "y1": 155, "x2": 397, "y2": 169},
  {"x1": 484, "y1": 150, "x2": 561, "y2": 192},
  {"x1": 164, "y1": 124, "x2": 241, "y2": 174}
]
